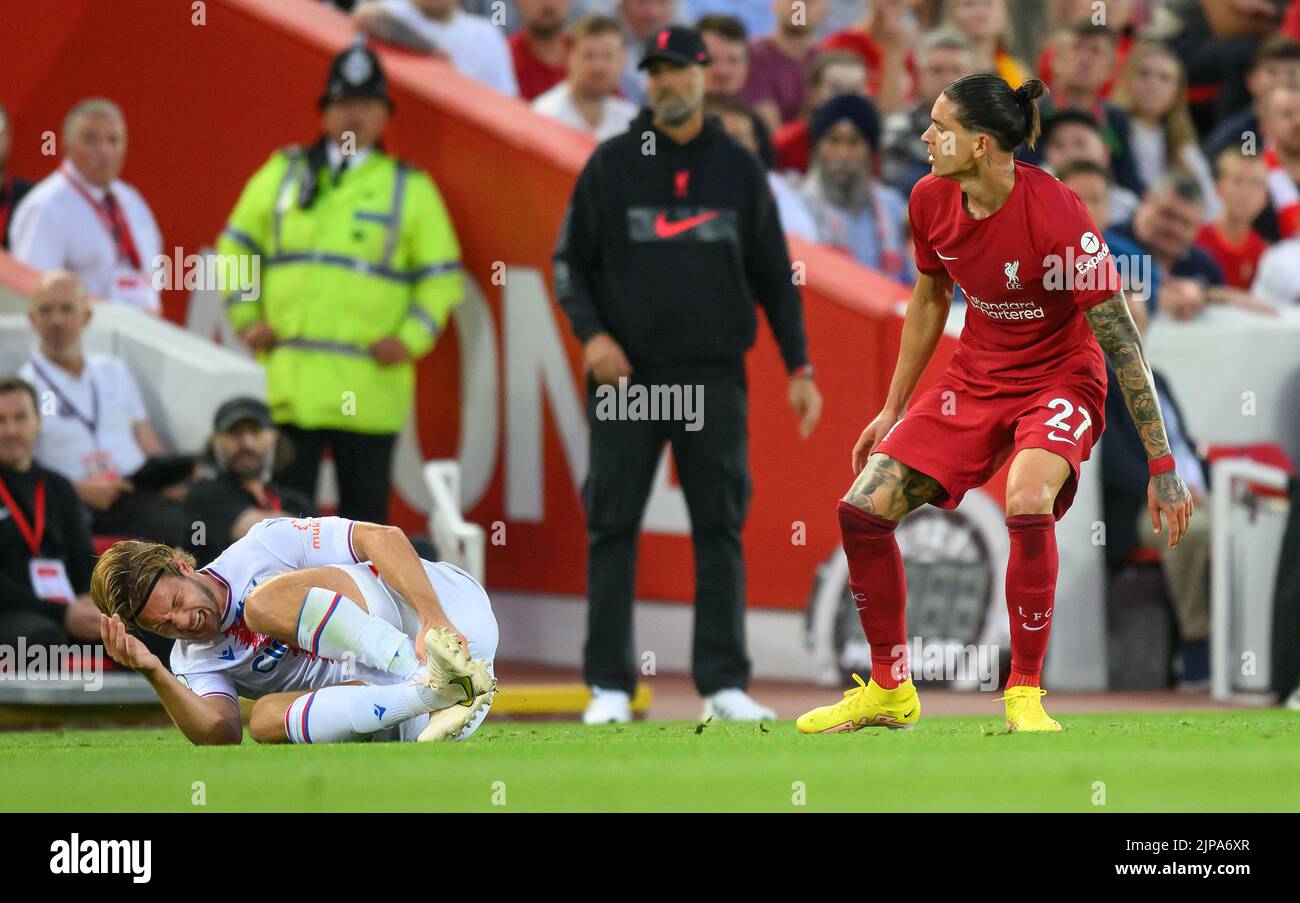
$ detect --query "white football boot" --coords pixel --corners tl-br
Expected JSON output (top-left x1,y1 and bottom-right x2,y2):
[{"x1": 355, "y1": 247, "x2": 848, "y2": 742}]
[
  {"x1": 582, "y1": 686, "x2": 632, "y2": 724},
  {"x1": 418, "y1": 690, "x2": 495, "y2": 742},
  {"x1": 702, "y1": 688, "x2": 776, "y2": 722},
  {"x1": 420, "y1": 627, "x2": 496, "y2": 705}
]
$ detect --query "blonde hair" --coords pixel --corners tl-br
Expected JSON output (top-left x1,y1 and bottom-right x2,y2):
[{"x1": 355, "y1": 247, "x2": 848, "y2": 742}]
[
  {"x1": 1110, "y1": 42, "x2": 1197, "y2": 167},
  {"x1": 91, "y1": 541, "x2": 194, "y2": 622}
]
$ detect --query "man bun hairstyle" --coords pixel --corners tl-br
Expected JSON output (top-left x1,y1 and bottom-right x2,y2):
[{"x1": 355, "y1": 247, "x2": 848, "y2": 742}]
[
  {"x1": 1013, "y1": 78, "x2": 1046, "y2": 150},
  {"x1": 943, "y1": 74, "x2": 1047, "y2": 153}
]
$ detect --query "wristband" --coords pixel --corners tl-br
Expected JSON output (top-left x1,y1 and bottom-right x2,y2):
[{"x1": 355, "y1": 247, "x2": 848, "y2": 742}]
[
  {"x1": 790, "y1": 363, "x2": 814, "y2": 379},
  {"x1": 1148, "y1": 454, "x2": 1176, "y2": 476}
]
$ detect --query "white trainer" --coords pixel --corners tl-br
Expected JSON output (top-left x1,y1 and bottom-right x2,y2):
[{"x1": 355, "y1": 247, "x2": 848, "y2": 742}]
[
  {"x1": 418, "y1": 690, "x2": 495, "y2": 742},
  {"x1": 420, "y1": 627, "x2": 496, "y2": 705},
  {"x1": 702, "y1": 688, "x2": 776, "y2": 722},
  {"x1": 582, "y1": 686, "x2": 632, "y2": 724}
]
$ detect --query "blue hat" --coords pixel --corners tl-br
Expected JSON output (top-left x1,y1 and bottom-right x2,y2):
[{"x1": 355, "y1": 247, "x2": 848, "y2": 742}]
[{"x1": 809, "y1": 95, "x2": 882, "y2": 152}]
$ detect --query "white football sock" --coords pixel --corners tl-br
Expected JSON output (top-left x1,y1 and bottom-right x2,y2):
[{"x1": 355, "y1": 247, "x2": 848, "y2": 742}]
[
  {"x1": 295, "y1": 586, "x2": 418, "y2": 678},
  {"x1": 283, "y1": 679, "x2": 455, "y2": 744}
]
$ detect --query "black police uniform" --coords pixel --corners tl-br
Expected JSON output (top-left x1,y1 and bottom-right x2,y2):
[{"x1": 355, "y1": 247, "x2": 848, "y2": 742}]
[{"x1": 553, "y1": 30, "x2": 811, "y2": 697}]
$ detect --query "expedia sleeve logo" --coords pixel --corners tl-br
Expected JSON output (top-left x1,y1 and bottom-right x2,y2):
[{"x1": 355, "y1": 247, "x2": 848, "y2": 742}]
[{"x1": 1074, "y1": 233, "x2": 1111, "y2": 275}]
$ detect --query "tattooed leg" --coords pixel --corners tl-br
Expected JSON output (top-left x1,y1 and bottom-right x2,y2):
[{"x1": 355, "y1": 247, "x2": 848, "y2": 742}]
[
  {"x1": 837, "y1": 454, "x2": 942, "y2": 688},
  {"x1": 841, "y1": 453, "x2": 946, "y2": 521}
]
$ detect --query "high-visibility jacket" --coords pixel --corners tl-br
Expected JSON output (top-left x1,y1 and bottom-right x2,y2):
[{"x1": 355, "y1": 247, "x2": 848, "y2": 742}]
[{"x1": 218, "y1": 145, "x2": 462, "y2": 434}]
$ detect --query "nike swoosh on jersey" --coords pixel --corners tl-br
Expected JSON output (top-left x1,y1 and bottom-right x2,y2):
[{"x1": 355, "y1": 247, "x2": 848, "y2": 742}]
[
  {"x1": 654, "y1": 210, "x2": 720, "y2": 238},
  {"x1": 1047, "y1": 432, "x2": 1077, "y2": 445},
  {"x1": 937, "y1": 252, "x2": 958, "y2": 260}
]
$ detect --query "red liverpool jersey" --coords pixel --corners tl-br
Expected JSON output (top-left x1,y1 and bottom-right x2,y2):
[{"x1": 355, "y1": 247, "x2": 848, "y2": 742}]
[
  {"x1": 908, "y1": 161, "x2": 1120, "y2": 386},
  {"x1": 1194, "y1": 223, "x2": 1266, "y2": 290}
]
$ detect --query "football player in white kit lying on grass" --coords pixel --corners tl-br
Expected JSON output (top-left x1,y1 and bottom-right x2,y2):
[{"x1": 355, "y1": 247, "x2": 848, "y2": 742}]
[{"x1": 89, "y1": 516, "x2": 498, "y2": 745}]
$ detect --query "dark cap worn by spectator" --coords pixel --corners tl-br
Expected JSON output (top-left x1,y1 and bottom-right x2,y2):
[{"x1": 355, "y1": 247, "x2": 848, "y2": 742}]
[
  {"x1": 320, "y1": 44, "x2": 394, "y2": 109},
  {"x1": 213, "y1": 397, "x2": 272, "y2": 434},
  {"x1": 638, "y1": 25, "x2": 712, "y2": 69},
  {"x1": 186, "y1": 396, "x2": 315, "y2": 567},
  {"x1": 810, "y1": 94, "x2": 882, "y2": 152}
]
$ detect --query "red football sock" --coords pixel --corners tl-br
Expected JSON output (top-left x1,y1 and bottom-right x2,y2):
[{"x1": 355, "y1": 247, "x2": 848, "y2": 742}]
[
  {"x1": 1004, "y1": 514, "x2": 1058, "y2": 688},
  {"x1": 837, "y1": 501, "x2": 909, "y2": 689}
]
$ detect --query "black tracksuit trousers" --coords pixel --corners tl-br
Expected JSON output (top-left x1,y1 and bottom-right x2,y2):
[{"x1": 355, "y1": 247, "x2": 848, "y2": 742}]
[{"x1": 582, "y1": 369, "x2": 753, "y2": 696}]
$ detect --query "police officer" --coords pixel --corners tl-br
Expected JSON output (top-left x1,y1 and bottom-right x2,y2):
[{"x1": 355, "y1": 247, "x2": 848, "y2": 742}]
[
  {"x1": 218, "y1": 44, "x2": 462, "y2": 523},
  {"x1": 554, "y1": 25, "x2": 823, "y2": 724}
]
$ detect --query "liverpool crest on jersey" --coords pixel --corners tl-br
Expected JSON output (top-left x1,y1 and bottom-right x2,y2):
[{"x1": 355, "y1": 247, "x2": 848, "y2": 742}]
[{"x1": 1004, "y1": 259, "x2": 1021, "y2": 289}]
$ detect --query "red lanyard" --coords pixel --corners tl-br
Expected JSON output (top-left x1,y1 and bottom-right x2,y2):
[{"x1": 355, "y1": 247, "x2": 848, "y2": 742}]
[
  {"x1": 264, "y1": 488, "x2": 283, "y2": 513},
  {"x1": 62, "y1": 165, "x2": 142, "y2": 270},
  {"x1": 0, "y1": 474, "x2": 46, "y2": 556}
]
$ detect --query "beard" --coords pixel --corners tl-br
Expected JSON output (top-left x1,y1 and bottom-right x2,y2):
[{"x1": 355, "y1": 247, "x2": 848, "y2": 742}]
[
  {"x1": 653, "y1": 94, "x2": 696, "y2": 126},
  {"x1": 815, "y1": 162, "x2": 871, "y2": 209},
  {"x1": 528, "y1": 18, "x2": 564, "y2": 41},
  {"x1": 219, "y1": 447, "x2": 268, "y2": 482}
]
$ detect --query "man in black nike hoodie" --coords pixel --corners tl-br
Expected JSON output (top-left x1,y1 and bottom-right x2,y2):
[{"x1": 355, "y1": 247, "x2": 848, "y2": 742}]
[{"x1": 553, "y1": 24, "x2": 822, "y2": 725}]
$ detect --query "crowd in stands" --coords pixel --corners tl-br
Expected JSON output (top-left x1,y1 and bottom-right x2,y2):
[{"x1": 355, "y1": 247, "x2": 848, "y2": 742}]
[
  {"x1": 327, "y1": 0, "x2": 1300, "y2": 315},
  {"x1": 3, "y1": 0, "x2": 1300, "y2": 690}
]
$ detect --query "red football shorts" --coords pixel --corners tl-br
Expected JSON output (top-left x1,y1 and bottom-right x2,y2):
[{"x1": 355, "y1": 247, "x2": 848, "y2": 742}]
[{"x1": 874, "y1": 362, "x2": 1107, "y2": 520}]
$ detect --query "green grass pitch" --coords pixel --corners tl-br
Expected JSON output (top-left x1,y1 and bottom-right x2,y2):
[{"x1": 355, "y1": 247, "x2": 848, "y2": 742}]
[{"x1": 1, "y1": 710, "x2": 1296, "y2": 812}]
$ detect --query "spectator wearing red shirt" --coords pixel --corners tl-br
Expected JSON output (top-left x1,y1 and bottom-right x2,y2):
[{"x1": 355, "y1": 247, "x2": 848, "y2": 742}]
[
  {"x1": 1196, "y1": 148, "x2": 1270, "y2": 291},
  {"x1": 741, "y1": 0, "x2": 828, "y2": 132},
  {"x1": 511, "y1": 0, "x2": 572, "y2": 102},
  {"x1": 773, "y1": 51, "x2": 867, "y2": 174},
  {"x1": 820, "y1": 0, "x2": 918, "y2": 115},
  {"x1": 1259, "y1": 83, "x2": 1300, "y2": 242},
  {"x1": 1038, "y1": 0, "x2": 1138, "y2": 97}
]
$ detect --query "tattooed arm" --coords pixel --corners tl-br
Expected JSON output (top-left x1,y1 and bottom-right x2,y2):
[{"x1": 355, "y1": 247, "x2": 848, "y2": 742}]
[{"x1": 1085, "y1": 293, "x2": 1194, "y2": 548}]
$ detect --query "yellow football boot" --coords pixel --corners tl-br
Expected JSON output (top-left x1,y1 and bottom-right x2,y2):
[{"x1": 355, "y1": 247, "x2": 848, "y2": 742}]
[
  {"x1": 796, "y1": 673, "x2": 920, "y2": 734},
  {"x1": 999, "y1": 686, "x2": 1062, "y2": 732}
]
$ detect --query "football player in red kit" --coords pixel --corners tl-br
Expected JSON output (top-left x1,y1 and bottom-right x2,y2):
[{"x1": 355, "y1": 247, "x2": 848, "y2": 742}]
[{"x1": 798, "y1": 75, "x2": 1195, "y2": 734}]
